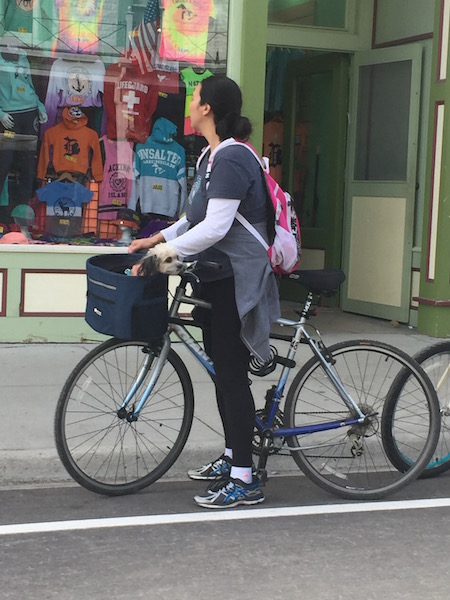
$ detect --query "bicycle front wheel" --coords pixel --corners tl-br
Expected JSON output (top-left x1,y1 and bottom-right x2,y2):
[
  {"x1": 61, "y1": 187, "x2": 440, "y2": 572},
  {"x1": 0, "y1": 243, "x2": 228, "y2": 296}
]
[
  {"x1": 384, "y1": 340, "x2": 450, "y2": 478},
  {"x1": 55, "y1": 338, "x2": 194, "y2": 496},
  {"x1": 284, "y1": 340, "x2": 440, "y2": 500}
]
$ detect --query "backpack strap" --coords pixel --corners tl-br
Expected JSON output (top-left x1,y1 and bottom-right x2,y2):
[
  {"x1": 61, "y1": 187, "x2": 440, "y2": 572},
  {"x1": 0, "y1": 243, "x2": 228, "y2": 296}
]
[
  {"x1": 235, "y1": 212, "x2": 269, "y2": 251},
  {"x1": 202, "y1": 138, "x2": 274, "y2": 249}
]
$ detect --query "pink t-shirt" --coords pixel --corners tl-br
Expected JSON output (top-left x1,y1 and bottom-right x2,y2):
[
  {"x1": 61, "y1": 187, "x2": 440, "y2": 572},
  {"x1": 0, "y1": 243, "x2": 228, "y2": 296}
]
[{"x1": 98, "y1": 138, "x2": 134, "y2": 220}]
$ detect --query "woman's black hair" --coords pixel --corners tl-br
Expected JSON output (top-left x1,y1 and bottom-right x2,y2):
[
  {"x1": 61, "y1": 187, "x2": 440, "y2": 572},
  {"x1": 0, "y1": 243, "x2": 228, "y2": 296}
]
[{"x1": 199, "y1": 75, "x2": 252, "y2": 141}]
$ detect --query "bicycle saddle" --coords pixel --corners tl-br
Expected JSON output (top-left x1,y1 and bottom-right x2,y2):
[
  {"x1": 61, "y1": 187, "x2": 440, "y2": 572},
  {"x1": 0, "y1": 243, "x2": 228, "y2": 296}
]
[{"x1": 286, "y1": 269, "x2": 346, "y2": 295}]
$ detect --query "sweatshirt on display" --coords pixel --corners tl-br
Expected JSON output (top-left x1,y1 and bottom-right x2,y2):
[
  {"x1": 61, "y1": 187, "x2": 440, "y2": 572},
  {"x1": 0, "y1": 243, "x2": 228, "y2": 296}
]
[
  {"x1": 129, "y1": 117, "x2": 187, "y2": 219},
  {"x1": 37, "y1": 106, "x2": 103, "y2": 181},
  {"x1": 0, "y1": 49, "x2": 46, "y2": 120},
  {"x1": 98, "y1": 137, "x2": 134, "y2": 220}
]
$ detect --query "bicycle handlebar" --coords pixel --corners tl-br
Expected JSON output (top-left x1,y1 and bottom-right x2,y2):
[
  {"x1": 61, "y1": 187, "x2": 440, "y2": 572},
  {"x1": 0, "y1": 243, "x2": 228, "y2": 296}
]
[{"x1": 179, "y1": 260, "x2": 223, "y2": 275}]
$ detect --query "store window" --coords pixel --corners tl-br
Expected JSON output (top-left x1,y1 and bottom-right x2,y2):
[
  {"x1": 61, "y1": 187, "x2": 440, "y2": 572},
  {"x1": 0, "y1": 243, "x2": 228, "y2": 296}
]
[
  {"x1": 268, "y1": 0, "x2": 347, "y2": 29},
  {"x1": 0, "y1": 0, "x2": 228, "y2": 245}
]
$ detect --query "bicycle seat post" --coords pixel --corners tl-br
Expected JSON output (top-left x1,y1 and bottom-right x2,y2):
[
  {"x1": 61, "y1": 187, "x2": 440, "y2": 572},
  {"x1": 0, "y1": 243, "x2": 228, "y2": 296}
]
[{"x1": 300, "y1": 290, "x2": 315, "y2": 322}]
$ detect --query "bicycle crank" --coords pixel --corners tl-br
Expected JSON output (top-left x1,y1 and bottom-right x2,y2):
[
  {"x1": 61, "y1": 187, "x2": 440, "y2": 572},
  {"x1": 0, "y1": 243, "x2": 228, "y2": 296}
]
[{"x1": 252, "y1": 408, "x2": 285, "y2": 455}]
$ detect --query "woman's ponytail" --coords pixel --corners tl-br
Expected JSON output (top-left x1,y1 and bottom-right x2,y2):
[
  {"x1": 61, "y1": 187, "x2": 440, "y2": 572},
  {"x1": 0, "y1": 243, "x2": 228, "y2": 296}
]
[
  {"x1": 200, "y1": 76, "x2": 252, "y2": 141},
  {"x1": 216, "y1": 112, "x2": 252, "y2": 141}
]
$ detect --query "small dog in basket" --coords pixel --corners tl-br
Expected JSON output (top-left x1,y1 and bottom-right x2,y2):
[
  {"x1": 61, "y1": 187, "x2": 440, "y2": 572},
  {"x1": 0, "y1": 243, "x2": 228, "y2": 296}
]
[{"x1": 135, "y1": 243, "x2": 184, "y2": 276}]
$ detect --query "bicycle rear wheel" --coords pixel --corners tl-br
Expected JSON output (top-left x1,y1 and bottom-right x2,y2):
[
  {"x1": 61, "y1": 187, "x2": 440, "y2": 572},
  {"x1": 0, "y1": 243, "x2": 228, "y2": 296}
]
[
  {"x1": 284, "y1": 340, "x2": 440, "y2": 500},
  {"x1": 384, "y1": 341, "x2": 450, "y2": 478},
  {"x1": 55, "y1": 338, "x2": 194, "y2": 496}
]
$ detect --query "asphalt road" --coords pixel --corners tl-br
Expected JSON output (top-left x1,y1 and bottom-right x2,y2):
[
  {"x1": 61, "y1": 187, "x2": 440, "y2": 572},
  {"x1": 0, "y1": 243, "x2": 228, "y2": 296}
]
[{"x1": 1, "y1": 473, "x2": 449, "y2": 600}]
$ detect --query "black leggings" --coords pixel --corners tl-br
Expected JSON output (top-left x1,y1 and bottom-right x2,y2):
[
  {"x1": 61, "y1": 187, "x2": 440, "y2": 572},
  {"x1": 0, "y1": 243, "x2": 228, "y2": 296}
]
[{"x1": 195, "y1": 277, "x2": 255, "y2": 467}]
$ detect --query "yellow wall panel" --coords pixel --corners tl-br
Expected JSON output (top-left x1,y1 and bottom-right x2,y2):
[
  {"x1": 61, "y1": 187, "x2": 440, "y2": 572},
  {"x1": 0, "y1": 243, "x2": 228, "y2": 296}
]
[{"x1": 347, "y1": 196, "x2": 406, "y2": 307}]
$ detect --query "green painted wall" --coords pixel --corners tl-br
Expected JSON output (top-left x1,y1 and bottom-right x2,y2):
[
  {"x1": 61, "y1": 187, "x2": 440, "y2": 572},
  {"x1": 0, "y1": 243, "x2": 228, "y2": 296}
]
[
  {"x1": 228, "y1": 0, "x2": 269, "y2": 152},
  {"x1": 1, "y1": 250, "x2": 106, "y2": 343},
  {"x1": 417, "y1": 0, "x2": 450, "y2": 337}
]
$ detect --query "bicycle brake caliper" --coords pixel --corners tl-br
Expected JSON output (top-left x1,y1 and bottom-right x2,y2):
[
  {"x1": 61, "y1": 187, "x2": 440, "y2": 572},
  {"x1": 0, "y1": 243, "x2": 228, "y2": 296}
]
[{"x1": 318, "y1": 340, "x2": 336, "y2": 365}]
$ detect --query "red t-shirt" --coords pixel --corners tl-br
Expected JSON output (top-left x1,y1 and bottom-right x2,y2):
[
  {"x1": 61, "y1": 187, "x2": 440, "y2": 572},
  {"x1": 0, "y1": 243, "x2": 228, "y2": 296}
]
[{"x1": 104, "y1": 62, "x2": 159, "y2": 143}]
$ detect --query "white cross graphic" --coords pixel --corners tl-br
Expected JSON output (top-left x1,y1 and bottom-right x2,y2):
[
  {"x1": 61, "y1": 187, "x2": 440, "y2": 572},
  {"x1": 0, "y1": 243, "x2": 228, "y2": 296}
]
[{"x1": 123, "y1": 90, "x2": 141, "y2": 111}]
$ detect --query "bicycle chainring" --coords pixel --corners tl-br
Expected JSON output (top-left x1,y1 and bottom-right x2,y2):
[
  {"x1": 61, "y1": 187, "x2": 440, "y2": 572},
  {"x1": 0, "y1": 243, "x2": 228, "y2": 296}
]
[{"x1": 252, "y1": 408, "x2": 285, "y2": 456}]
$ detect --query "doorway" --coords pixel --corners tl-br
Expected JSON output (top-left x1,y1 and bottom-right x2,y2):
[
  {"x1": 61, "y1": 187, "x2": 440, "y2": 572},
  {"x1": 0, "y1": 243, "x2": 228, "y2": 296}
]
[
  {"x1": 265, "y1": 51, "x2": 349, "y2": 301},
  {"x1": 342, "y1": 46, "x2": 422, "y2": 322}
]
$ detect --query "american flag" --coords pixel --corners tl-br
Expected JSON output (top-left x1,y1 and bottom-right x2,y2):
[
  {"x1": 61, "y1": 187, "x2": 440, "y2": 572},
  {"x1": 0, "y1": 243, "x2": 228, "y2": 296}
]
[{"x1": 129, "y1": 0, "x2": 160, "y2": 74}]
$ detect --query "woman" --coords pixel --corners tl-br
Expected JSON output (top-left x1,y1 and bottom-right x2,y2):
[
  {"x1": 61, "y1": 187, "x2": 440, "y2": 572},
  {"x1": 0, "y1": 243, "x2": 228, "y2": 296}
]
[{"x1": 129, "y1": 75, "x2": 280, "y2": 509}]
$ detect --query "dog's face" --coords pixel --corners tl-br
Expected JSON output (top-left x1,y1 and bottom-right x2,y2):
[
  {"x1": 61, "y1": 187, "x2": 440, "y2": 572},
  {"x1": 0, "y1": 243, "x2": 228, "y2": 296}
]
[{"x1": 137, "y1": 243, "x2": 184, "y2": 276}]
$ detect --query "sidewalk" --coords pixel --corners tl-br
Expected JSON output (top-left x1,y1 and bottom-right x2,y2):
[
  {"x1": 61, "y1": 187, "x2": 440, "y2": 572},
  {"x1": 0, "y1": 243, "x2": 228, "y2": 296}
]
[{"x1": 0, "y1": 305, "x2": 440, "y2": 488}]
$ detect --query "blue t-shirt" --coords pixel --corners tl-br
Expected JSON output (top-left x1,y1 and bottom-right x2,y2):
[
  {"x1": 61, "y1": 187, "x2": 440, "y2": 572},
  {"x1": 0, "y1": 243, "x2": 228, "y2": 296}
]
[
  {"x1": 186, "y1": 145, "x2": 267, "y2": 279},
  {"x1": 36, "y1": 181, "x2": 93, "y2": 237}
]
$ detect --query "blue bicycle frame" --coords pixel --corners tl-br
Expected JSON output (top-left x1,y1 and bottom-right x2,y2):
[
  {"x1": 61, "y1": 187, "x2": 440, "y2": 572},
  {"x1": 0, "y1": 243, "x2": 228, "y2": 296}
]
[{"x1": 128, "y1": 277, "x2": 371, "y2": 440}]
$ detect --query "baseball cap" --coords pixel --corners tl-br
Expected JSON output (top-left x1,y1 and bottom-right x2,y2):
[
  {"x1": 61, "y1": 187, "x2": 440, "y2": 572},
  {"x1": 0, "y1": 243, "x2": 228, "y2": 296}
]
[
  {"x1": 112, "y1": 208, "x2": 140, "y2": 230},
  {"x1": 0, "y1": 231, "x2": 30, "y2": 244}
]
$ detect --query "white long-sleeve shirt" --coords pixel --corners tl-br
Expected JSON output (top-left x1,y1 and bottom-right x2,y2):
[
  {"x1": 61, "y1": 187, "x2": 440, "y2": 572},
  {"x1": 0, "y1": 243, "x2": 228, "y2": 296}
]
[{"x1": 161, "y1": 199, "x2": 241, "y2": 258}]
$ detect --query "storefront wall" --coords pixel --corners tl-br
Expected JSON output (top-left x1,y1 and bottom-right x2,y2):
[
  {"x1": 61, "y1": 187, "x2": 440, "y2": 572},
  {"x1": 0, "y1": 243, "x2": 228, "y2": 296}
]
[
  {"x1": 0, "y1": 1, "x2": 448, "y2": 342},
  {"x1": 0, "y1": 0, "x2": 233, "y2": 342},
  {"x1": 416, "y1": 0, "x2": 450, "y2": 337},
  {"x1": 267, "y1": 0, "x2": 450, "y2": 336}
]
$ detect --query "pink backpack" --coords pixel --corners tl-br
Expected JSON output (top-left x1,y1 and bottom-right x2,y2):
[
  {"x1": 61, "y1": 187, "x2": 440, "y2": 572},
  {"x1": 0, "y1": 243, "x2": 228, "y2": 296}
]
[{"x1": 201, "y1": 138, "x2": 301, "y2": 275}]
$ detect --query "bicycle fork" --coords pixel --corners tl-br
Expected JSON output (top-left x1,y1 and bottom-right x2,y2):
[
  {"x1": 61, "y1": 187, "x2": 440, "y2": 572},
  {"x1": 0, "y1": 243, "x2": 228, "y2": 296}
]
[{"x1": 117, "y1": 334, "x2": 172, "y2": 422}]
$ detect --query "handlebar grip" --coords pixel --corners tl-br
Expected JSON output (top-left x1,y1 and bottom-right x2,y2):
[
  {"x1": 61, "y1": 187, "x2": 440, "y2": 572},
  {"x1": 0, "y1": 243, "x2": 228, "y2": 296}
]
[{"x1": 196, "y1": 261, "x2": 223, "y2": 271}]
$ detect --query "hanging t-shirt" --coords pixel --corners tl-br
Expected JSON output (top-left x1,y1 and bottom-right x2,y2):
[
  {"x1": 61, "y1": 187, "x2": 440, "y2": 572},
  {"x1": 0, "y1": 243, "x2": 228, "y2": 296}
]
[
  {"x1": 4, "y1": 0, "x2": 35, "y2": 33},
  {"x1": 98, "y1": 137, "x2": 134, "y2": 220},
  {"x1": 155, "y1": 70, "x2": 179, "y2": 94},
  {"x1": 3, "y1": 0, "x2": 57, "y2": 44},
  {"x1": 3, "y1": 0, "x2": 53, "y2": 33},
  {"x1": 42, "y1": 58, "x2": 105, "y2": 134},
  {"x1": 180, "y1": 67, "x2": 212, "y2": 135},
  {"x1": 103, "y1": 61, "x2": 159, "y2": 143},
  {"x1": 36, "y1": 180, "x2": 93, "y2": 237},
  {"x1": 52, "y1": 0, "x2": 105, "y2": 55},
  {"x1": 159, "y1": 0, "x2": 215, "y2": 66}
]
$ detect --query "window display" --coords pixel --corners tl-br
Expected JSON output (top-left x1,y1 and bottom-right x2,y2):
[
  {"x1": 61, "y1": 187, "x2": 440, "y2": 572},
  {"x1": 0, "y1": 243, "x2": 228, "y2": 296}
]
[
  {"x1": 159, "y1": 0, "x2": 215, "y2": 66},
  {"x1": 0, "y1": 42, "x2": 46, "y2": 210},
  {"x1": 129, "y1": 116, "x2": 187, "y2": 219},
  {"x1": 52, "y1": 0, "x2": 105, "y2": 55},
  {"x1": 97, "y1": 137, "x2": 134, "y2": 219},
  {"x1": 42, "y1": 56, "x2": 105, "y2": 132},
  {"x1": 0, "y1": 0, "x2": 229, "y2": 245}
]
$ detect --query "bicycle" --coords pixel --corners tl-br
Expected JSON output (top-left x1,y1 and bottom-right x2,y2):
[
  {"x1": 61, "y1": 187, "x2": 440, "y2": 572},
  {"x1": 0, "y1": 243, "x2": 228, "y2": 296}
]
[
  {"x1": 384, "y1": 340, "x2": 450, "y2": 478},
  {"x1": 54, "y1": 265, "x2": 441, "y2": 501}
]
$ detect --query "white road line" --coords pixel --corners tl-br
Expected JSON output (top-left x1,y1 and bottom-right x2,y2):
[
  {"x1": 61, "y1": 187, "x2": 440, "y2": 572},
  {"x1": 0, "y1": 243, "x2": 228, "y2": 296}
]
[{"x1": 1, "y1": 497, "x2": 450, "y2": 536}]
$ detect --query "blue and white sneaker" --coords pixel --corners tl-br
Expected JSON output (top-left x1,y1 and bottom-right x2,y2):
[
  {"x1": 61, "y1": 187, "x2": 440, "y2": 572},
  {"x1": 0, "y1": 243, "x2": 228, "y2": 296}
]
[
  {"x1": 194, "y1": 477, "x2": 265, "y2": 509},
  {"x1": 187, "y1": 455, "x2": 232, "y2": 481}
]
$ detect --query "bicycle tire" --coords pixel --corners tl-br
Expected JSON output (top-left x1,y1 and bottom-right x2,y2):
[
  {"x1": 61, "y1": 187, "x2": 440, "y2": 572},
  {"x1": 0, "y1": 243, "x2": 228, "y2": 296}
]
[
  {"x1": 55, "y1": 338, "x2": 194, "y2": 496},
  {"x1": 284, "y1": 339, "x2": 440, "y2": 500},
  {"x1": 383, "y1": 340, "x2": 450, "y2": 478}
]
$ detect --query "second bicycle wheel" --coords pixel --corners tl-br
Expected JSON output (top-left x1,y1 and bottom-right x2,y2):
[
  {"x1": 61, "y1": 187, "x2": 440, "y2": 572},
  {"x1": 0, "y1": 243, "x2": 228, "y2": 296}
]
[
  {"x1": 284, "y1": 340, "x2": 440, "y2": 500},
  {"x1": 55, "y1": 338, "x2": 194, "y2": 496},
  {"x1": 384, "y1": 340, "x2": 450, "y2": 478}
]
